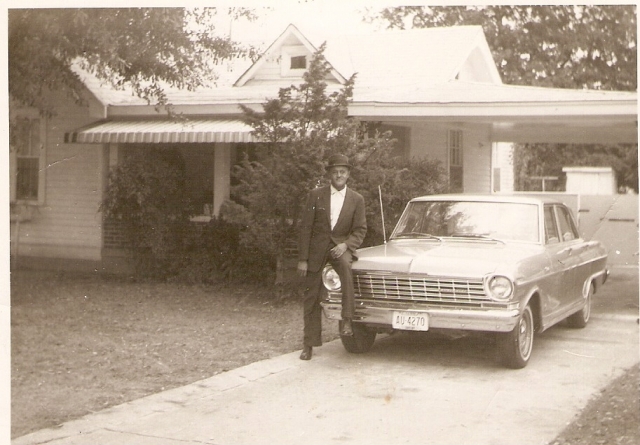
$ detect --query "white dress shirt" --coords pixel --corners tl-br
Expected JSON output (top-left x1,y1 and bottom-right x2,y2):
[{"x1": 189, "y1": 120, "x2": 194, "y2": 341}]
[{"x1": 330, "y1": 185, "x2": 347, "y2": 230}]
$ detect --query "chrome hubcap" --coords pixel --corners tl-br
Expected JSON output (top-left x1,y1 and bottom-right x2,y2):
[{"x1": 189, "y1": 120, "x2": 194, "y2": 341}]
[{"x1": 518, "y1": 310, "x2": 533, "y2": 358}]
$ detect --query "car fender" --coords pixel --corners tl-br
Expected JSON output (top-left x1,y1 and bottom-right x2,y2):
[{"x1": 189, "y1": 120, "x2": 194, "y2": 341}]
[
  {"x1": 584, "y1": 269, "x2": 607, "y2": 297},
  {"x1": 517, "y1": 284, "x2": 544, "y2": 333}
]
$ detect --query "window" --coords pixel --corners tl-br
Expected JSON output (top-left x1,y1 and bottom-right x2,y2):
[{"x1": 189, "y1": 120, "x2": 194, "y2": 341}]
[
  {"x1": 281, "y1": 45, "x2": 309, "y2": 77},
  {"x1": 544, "y1": 205, "x2": 579, "y2": 244},
  {"x1": 556, "y1": 205, "x2": 579, "y2": 242},
  {"x1": 544, "y1": 206, "x2": 560, "y2": 244},
  {"x1": 448, "y1": 129, "x2": 463, "y2": 193},
  {"x1": 290, "y1": 55, "x2": 306, "y2": 70},
  {"x1": 10, "y1": 116, "x2": 45, "y2": 202}
]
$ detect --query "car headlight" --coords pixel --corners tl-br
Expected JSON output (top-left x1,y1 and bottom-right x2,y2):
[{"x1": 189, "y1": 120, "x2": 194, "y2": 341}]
[
  {"x1": 322, "y1": 265, "x2": 341, "y2": 291},
  {"x1": 485, "y1": 275, "x2": 514, "y2": 301}
]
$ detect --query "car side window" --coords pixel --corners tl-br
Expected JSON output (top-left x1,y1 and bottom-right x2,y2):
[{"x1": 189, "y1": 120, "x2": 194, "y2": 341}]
[
  {"x1": 544, "y1": 206, "x2": 560, "y2": 244},
  {"x1": 556, "y1": 205, "x2": 578, "y2": 242}
]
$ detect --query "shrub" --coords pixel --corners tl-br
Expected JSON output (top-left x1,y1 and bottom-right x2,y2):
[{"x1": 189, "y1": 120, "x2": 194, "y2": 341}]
[
  {"x1": 102, "y1": 150, "x2": 268, "y2": 284},
  {"x1": 101, "y1": 146, "x2": 194, "y2": 279}
]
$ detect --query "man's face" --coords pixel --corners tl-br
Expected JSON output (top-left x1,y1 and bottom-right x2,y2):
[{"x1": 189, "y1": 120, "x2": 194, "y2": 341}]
[{"x1": 329, "y1": 166, "x2": 350, "y2": 190}]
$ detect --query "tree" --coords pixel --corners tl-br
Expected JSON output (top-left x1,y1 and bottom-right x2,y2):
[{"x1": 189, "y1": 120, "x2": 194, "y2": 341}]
[
  {"x1": 355, "y1": 152, "x2": 448, "y2": 246},
  {"x1": 514, "y1": 143, "x2": 638, "y2": 192},
  {"x1": 223, "y1": 46, "x2": 447, "y2": 286},
  {"x1": 372, "y1": 5, "x2": 636, "y2": 91},
  {"x1": 8, "y1": 8, "x2": 259, "y2": 116},
  {"x1": 372, "y1": 5, "x2": 637, "y2": 192}
]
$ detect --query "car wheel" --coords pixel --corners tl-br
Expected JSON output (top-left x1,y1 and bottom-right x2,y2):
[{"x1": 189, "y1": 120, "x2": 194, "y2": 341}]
[
  {"x1": 340, "y1": 321, "x2": 376, "y2": 353},
  {"x1": 498, "y1": 304, "x2": 534, "y2": 369},
  {"x1": 566, "y1": 282, "x2": 593, "y2": 329}
]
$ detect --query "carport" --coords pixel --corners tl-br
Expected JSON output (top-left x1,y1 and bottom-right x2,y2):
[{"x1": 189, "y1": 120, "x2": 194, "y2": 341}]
[{"x1": 349, "y1": 81, "x2": 637, "y2": 145}]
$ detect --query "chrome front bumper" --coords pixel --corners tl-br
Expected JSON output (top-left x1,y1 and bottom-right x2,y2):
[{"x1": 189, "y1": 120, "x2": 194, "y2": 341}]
[{"x1": 321, "y1": 300, "x2": 520, "y2": 333}]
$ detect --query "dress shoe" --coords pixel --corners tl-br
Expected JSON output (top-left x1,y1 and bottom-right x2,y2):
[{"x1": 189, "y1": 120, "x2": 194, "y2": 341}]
[
  {"x1": 300, "y1": 346, "x2": 313, "y2": 360},
  {"x1": 341, "y1": 319, "x2": 354, "y2": 336}
]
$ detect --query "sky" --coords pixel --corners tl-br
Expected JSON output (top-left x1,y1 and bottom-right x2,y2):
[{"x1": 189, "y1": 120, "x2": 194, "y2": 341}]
[
  {"x1": 5, "y1": 1, "x2": 395, "y2": 54},
  {"x1": 210, "y1": 2, "x2": 385, "y2": 47},
  {"x1": 7, "y1": 0, "x2": 391, "y2": 39}
]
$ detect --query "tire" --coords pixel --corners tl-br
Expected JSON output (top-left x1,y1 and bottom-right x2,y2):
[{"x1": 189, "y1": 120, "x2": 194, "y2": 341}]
[
  {"x1": 566, "y1": 283, "x2": 593, "y2": 329},
  {"x1": 340, "y1": 321, "x2": 376, "y2": 353},
  {"x1": 498, "y1": 304, "x2": 534, "y2": 369}
]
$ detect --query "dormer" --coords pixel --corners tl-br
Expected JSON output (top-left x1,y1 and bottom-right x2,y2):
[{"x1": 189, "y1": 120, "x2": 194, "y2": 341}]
[
  {"x1": 234, "y1": 24, "x2": 346, "y2": 87},
  {"x1": 453, "y1": 29, "x2": 503, "y2": 84}
]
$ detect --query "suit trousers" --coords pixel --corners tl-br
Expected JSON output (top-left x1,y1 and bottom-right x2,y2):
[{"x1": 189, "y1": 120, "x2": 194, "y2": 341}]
[{"x1": 303, "y1": 248, "x2": 355, "y2": 347}]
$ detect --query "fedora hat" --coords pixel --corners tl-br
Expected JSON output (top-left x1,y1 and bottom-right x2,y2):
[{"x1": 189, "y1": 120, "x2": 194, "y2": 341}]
[{"x1": 325, "y1": 154, "x2": 351, "y2": 170}]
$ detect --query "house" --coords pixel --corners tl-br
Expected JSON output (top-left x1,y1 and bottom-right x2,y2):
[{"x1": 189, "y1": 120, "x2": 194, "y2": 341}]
[{"x1": 9, "y1": 24, "x2": 638, "y2": 272}]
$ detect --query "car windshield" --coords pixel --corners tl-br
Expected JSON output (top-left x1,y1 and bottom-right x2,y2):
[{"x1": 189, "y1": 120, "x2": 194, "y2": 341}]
[{"x1": 391, "y1": 200, "x2": 540, "y2": 243}]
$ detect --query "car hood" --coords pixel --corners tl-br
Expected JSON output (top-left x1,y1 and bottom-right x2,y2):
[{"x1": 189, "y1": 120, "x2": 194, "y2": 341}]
[{"x1": 354, "y1": 239, "x2": 541, "y2": 278}]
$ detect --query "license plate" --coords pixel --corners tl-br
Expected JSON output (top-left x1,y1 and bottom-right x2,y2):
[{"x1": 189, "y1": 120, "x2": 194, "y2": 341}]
[{"x1": 392, "y1": 311, "x2": 429, "y2": 331}]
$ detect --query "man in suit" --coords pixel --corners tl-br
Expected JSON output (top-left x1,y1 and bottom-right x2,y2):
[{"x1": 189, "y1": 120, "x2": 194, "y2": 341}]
[{"x1": 297, "y1": 154, "x2": 367, "y2": 360}]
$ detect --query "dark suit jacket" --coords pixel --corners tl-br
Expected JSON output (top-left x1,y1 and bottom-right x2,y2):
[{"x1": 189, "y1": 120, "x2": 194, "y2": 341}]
[{"x1": 298, "y1": 185, "x2": 367, "y2": 273}]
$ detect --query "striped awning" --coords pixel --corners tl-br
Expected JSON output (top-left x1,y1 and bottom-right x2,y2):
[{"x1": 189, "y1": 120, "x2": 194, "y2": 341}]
[{"x1": 65, "y1": 118, "x2": 257, "y2": 144}]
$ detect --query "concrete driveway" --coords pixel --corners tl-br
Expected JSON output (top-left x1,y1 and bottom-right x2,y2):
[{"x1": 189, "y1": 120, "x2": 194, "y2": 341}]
[{"x1": 13, "y1": 267, "x2": 638, "y2": 445}]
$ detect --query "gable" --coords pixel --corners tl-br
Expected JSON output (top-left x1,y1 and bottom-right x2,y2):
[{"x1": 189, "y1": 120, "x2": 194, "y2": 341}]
[
  {"x1": 454, "y1": 37, "x2": 502, "y2": 84},
  {"x1": 234, "y1": 24, "x2": 346, "y2": 87},
  {"x1": 323, "y1": 26, "x2": 502, "y2": 89}
]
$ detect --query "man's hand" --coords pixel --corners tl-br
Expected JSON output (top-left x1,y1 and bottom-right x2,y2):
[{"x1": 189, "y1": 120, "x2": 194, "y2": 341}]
[
  {"x1": 330, "y1": 243, "x2": 348, "y2": 259},
  {"x1": 297, "y1": 260, "x2": 308, "y2": 277}
]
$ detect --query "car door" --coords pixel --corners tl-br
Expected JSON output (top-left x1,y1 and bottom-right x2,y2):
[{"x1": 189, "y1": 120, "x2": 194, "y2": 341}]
[
  {"x1": 553, "y1": 204, "x2": 585, "y2": 308},
  {"x1": 556, "y1": 204, "x2": 592, "y2": 304},
  {"x1": 541, "y1": 204, "x2": 567, "y2": 318},
  {"x1": 541, "y1": 204, "x2": 583, "y2": 320}
]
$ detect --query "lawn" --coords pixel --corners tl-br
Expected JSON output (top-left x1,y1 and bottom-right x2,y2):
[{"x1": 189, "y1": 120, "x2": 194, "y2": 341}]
[{"x1": 10, "y1": 268, "x2": 338, "y2": 438}]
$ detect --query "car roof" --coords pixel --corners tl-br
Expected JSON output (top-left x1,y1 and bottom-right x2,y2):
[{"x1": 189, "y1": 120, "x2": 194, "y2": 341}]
[{"x1": 409, "y1": 193, "x2": 565, "y2": 205}]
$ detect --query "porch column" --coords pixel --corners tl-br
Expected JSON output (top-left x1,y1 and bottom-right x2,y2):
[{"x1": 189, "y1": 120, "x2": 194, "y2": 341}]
[{"x1": 213, "y1": 143, "x2": 231, "y2": 217}]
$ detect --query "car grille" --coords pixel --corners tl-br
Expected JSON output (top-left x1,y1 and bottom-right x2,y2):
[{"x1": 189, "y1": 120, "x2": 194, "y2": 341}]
[{"x1": 353, "y1": 272, "x2": 496, "y2": 307}]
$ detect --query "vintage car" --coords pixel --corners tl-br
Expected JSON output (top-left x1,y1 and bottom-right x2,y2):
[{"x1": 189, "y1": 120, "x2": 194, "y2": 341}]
[{"x1": 321, "y1": 194, "x2": 609, "y2": 368}]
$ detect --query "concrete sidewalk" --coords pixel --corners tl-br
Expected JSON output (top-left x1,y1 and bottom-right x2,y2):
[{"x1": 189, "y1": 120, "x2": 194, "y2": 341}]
[{"x1": 13, "y1": 312, "x2": 639, "y2": 445}]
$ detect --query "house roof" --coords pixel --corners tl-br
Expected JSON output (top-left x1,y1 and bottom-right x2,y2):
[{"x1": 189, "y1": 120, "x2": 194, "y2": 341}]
[
  {"x1": 351, "y1": 80, "x2": 637, "y2": 111},
  {"x1": 322, "y1": 26, "x2": 503, "y2": 88},
  {"x1": 74, "y1": 23, "x2": 637, "y2": 144},
  {"x1": 75, "y1": 24, "x2": 505, "y2": 110}
]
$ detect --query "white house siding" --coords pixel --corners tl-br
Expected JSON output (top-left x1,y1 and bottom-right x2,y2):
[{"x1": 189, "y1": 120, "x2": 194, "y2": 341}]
[
  {"x1": 251, "y1": 58, "x2": 281, "y2": 80},
  {"x1": 409, "y1": 123, "x2": 448, "y2": 165},
  {"x1": 462, "y1": 125, "x2": 492, "y2": 193},
  {"x1": 11, "y1": 90, "x2": 105, "y2": 267},
  {"x1": 407, "y1": 122, "x2": 492, "y2": 193},
  {"x1": 493, "y1": 142, "x2": 515, "y2": 193}
]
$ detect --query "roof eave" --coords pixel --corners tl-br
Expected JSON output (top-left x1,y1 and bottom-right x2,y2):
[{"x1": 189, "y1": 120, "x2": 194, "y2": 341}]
[
  {"x1": 347, "y1": 100, "x2": 638, "y2": 118},
  {"x1": 105, "y1": 102, "x2": 266, "y2": 117}
]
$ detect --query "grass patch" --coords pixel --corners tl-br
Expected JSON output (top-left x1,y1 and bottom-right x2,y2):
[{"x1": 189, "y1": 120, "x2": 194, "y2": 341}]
[{"x1": 11, "y1": 269, "x2": 337, "y2": 438}]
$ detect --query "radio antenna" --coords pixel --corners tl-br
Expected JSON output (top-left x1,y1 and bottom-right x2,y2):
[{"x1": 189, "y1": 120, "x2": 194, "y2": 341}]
[{"x1": 378, "y1": 185, "x2": 387, "y2": 243}]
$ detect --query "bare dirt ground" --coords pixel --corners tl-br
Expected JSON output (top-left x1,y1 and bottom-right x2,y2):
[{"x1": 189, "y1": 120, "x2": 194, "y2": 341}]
[{"x1": 10, "y1": 268, "x2": 639, "y2": 443}]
